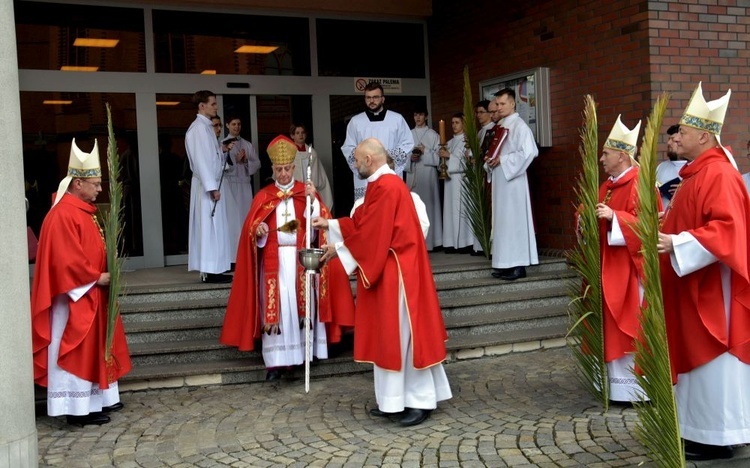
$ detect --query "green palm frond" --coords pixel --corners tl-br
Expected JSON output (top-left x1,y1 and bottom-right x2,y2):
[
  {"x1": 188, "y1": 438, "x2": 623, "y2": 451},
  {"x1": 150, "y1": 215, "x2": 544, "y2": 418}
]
[
  {"x1": 566, "y1": 95, "x2": 608, "y2": 408},
  {"x1": 103, "y1": 103, "x2": 126, "y2": 368},
  {"x1": 631, "y1": 93, "x2": 684, "y2": 467},
  {"x1": 460, "y1": 66, "x2": 492, "y2": 256}
]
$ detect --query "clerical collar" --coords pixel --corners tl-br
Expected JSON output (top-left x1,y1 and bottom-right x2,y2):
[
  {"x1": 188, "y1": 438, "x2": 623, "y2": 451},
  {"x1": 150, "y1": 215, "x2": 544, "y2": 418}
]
[
  {"x1": 609, "y1": 165, "x2": 634, "y2": 183},
  {"x1": 295, "y1": 143, "x2": 306, "y2": 152},
  {"x1": 365, "y1": 109, "x2": 387, "y2": 122},
  {"x1": 275, "y1": 180, "x2": 294, "y2": 192}
]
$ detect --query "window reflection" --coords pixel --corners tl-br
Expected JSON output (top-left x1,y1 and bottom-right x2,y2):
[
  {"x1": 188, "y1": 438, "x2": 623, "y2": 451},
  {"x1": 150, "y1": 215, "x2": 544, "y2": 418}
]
[
  {"x1": 20, "y1": 91, "x2": 144, "y2": 257},
  {"x1": 152, "y1": 10, "x2": 310, "y2": 76},
  {"x1": 15, "y1": 2, "x2": 145, "y2": 73}
]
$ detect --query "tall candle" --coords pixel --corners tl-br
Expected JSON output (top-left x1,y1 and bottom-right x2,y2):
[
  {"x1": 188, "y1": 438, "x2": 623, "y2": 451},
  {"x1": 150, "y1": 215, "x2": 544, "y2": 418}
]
[{"x1": 439, "y1": 119, "x2": 446, "y2": 145}]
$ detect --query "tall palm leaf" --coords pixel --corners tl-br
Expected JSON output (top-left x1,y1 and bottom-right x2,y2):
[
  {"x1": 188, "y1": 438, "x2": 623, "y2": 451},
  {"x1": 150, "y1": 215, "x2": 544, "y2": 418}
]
[
  {"x1": 631, "y1": 93, "x2": 684, "y2": 467},
  {"x1": 103, "y1": 103, "x2": 126, "y2": 374},
  {"x1": 460, "y1": 66, "x2": 492, "y2": 255},
  {"x1": 566, "y1": 95, "x2": 608, "y2": 408}
]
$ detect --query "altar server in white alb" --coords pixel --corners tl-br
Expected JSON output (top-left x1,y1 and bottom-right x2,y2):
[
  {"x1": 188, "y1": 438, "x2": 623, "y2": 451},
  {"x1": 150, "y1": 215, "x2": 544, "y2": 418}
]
[
  {"x1": 439, "y1": 113, "x2": 474, "y2": 252},
  {"x1": 185, "y1": 90, "x2": 233, "y2": 283},
  {"x1": 485, "y1": 88, "x2": 539, "y2": 281},
  {"x1": 290, "y1": 123, "x2": 334, "y2": 210},
  {"x1": 223, "y1": 115, "x2": 261, "y2": 263},
  {"x1": 405, "y1": 105, "x2": 442, "y2": 251},
  {"x1": 341, "y1": 82, "x2": 414, "y2": 201}
]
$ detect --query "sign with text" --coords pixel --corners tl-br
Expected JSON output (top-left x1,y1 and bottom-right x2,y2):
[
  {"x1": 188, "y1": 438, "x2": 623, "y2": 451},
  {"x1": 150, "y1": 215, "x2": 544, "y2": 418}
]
[{"x1": 354, "y1": 77, "x2": 402, "y2": 94}]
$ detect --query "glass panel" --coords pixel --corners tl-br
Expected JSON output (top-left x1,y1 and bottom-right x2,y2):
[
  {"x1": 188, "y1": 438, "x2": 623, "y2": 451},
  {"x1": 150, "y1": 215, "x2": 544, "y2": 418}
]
[
  {"x1": 21, "y1": 91, "x2": 144, "y2": 257},
  {"x1": 317, "y1": 19, "x2": 425, "y2": 78},
  {"x1": 15, "y1": 2, "x2": 145, "y2": 72},
  {"x1": 152, "y1": 10, "x2": 310, "y2": 76},
  {"x1": 156, "y1": 94, "x2": 194, "y2": 256}
]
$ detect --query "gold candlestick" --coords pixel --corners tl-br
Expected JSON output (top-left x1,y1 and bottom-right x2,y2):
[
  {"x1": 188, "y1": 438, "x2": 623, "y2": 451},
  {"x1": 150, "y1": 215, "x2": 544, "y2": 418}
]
[{"x1": 438, "y1": 143, "x2": 451, "y2": 180}]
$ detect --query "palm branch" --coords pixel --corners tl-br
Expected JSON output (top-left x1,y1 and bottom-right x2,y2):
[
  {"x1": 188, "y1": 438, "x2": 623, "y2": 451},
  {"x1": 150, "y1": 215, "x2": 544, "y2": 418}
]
[
  {"x1": 631, "y1": 93, "x2": 684, "y2": 467},
  {"x1": 459, "y1": 65, "x2": 492, "y2": 256},
  {"x1": 103, "y1": 103, "x2": 126, "y2": 372},
  {"x1": 566, "y1": 95, "x2": 608, "y2": 408}
]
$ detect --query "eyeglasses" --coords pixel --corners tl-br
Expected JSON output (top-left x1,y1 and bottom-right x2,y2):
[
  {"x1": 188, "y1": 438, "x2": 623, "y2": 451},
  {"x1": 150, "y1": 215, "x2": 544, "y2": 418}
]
[
  {"x1": 80, "y1": 180, "x2": 102, "y2": 188},
  {"x1": 364, "y1": 95, "x2": 383, "y2": 101},
  {"x1": 475, "y1": 110, "x2": 488, "y2": 114}
]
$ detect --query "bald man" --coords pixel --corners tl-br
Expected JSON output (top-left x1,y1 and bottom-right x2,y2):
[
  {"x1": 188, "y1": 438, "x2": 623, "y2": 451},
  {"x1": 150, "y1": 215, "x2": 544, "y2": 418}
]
[{"x1": 313, "y1": 137, "x2": 452, "y2": 427}]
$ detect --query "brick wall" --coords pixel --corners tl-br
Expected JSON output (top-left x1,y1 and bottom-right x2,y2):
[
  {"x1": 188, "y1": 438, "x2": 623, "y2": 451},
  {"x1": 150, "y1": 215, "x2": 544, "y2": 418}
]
[{"x1": 429, "y1": 0, "x2": 749, "y2": 250}]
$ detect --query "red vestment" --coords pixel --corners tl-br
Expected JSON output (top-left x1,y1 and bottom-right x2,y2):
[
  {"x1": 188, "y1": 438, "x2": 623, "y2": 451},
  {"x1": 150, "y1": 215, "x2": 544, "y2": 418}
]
[
  {"x1": 660, "y1": 147, "x2": 750, "y2": 379},
  {"x1": 338, "y1": 173, "x2": 448, "y2": 371},
  {"x1": 31, "y1": 193, "x2": 131, "y2": 388},
  {"x1": 599, "y1": 167, "x2": 662, "y2": 362},
  {"x1": 220, "y1": 181, "x2": 354, "y2": 351}
]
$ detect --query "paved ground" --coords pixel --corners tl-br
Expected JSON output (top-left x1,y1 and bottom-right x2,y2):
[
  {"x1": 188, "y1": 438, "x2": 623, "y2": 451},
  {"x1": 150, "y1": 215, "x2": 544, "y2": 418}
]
[{"x1": 36, "y1": 347, "x2": 749, "y2": 467}]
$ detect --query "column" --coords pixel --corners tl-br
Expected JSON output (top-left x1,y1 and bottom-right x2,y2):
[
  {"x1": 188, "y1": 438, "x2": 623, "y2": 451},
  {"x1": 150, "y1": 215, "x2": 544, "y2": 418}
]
[{"x1": 0, "y1": 0, "x2": 39, "y2": 466}]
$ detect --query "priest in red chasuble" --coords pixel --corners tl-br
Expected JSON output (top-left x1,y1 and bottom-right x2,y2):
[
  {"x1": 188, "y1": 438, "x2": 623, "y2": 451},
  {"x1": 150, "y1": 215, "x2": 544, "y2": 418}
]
[
  {"x1": 31, "y1": 138, "x2": 131, "y2": 427},
  {"x1": 658, "y1": 82, "x2": 750, "y2": 460},
  {"x1": 594, "y1": 116, "x2": 662, "y2": 403},
  {"x1": 313, "y1": 137, "x2": 452, "y2": 427},
  {"x1": 220, "y1": 135, "x2": 354, "y2": 381}
]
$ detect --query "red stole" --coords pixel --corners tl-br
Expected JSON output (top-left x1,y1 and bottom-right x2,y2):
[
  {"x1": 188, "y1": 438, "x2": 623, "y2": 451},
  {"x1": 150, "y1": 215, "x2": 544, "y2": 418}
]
[{"x1": 220, "y1": 182, "x2": 354, "y2": 351}]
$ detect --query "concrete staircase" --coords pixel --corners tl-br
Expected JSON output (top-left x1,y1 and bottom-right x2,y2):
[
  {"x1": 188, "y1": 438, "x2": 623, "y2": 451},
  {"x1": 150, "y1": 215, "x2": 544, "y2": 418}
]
[{"x1": 118, "y1": 254, "x2": 574, "y2": 392}]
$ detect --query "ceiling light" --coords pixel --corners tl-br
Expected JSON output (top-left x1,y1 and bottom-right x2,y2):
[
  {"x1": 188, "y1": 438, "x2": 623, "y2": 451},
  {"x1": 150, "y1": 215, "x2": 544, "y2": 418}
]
[
  {"x1": 60, "y1": 66, "x2": 99, "y2": 72},
  {"x1": 43, "y1": 100, "x2": 73, "y2": 105},
  {"x1": 156, "y1": 101, "x2": 180, "y2": 106},
  {"x1": 73, "y1": 38, "x2": 120, "y2": 48},
  {"x1": 200, "y1": 70, "x2": 217, "y2": 75},
  {"x1": 234, "y1": 45, "x2": 278, "y2": 54}
]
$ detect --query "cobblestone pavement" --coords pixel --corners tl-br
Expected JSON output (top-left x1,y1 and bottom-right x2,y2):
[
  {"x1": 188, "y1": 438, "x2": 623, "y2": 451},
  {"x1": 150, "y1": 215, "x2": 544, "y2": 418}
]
[{"x1": 36, "y1": 347, "x2": 749, "y2": 467}]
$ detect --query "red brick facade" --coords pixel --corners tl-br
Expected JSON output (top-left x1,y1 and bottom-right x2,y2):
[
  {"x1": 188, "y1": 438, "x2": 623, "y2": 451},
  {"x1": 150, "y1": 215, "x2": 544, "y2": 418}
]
[{"x1": 428, "y1": 0, "x2": 749, "y2": 251}]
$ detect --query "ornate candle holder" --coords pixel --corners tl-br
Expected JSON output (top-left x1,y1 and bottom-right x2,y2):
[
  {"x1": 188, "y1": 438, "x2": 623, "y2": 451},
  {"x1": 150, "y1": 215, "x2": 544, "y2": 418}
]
[{"x1": 438, "y1": 144, "x2": 451, "y2": 180}]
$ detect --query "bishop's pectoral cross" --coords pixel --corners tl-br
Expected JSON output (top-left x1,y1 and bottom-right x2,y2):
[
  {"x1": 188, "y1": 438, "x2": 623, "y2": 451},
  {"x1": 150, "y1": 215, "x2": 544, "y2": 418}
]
[{"x1": 280, "y1": 192, "x2": 292, "y2": 222}]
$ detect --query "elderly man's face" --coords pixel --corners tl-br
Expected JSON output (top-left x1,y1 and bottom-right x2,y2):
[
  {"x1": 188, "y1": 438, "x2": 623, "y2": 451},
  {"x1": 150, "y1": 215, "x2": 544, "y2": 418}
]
[
  {"x1": 272, "y1": 163, "x2": 294, "y2": 185},
  {"x1": 354, "y1": 147, "x2": 371, "y2": 179},
  {"x1": 674, "y1": 125, "x2": 703, "y2": 161}
]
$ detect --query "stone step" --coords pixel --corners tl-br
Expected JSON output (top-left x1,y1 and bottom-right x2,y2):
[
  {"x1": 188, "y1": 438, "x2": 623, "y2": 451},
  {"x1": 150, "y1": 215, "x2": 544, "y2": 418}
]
[
  {"x1": 124, "y1": 317, "x2": 222, "y2": 344},
  {"x1": 120, "y1": 282, "x2": 231, "y2": 305},
  {"x1": 120, "y1": 297, "x2": 227, "y2": 323},
  {"x1": 120, "y1": 325, "x2": 570, "y2": 390},
  {"x1": 444, "y1": 304, "x2": 568, "y2": 337},
  {"x1": 440, "y1": 285, "x2": 569, "y2": 318},
  {"x1": 436, "y1": 270, "x2": 575, "y2": 299}
]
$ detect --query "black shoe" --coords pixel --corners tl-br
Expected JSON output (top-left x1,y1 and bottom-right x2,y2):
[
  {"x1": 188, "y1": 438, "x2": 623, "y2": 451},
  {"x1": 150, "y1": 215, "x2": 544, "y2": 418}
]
[
  {"x1": 266, "y1": 369, "x2": 283, "y2": 381},
  {"x1": 491, "y1": 268, "x2": 510, "y2": 278},
  {"x1": 470, "y1": 250, "x2": 484, "y2": 257},
  {"x1": 684, "y1": 440, "x2": 734, "y2": 461},
  {"x1": 202, "y1": 273, "x2": 233, "y2": 284},
  {"x1": 444, "y1": 247, "x2": 457, "y2": 254},
  {"x1": 369, "y1": 408, "x2": 404, "y2": 418},
  {"x1": 66, "y1": 413, "x2": 111, "y2": 427},
  {"x1": 399, "y1": 408, "x2": 431, "y2": 426},
  {"x1": 102, "y1": 402, "x2": 124, "y2": 413},
  {"x1": 500, "y1": 266, "x2": 527, "y2": 281},
  {"x1": 456, "y1": 246, "x2": 473, "y2": 254}
]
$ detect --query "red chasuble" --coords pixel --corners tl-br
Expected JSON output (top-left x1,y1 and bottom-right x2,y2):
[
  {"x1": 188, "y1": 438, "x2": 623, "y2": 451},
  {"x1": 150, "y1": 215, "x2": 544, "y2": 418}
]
[
  {"x1": 220, "y1": 181, "x2": 354, "y2": 351},
  {"x1": 338, "y1": 173, "x2": 448, "y2": 371},
  {"x1": 660, "y1": 147, "x2": 750, "y2": 379},
  {"x1": 598, "y1": 167, "x2": 662, "y2": 362},
  {"x1": 30, "y1": 193, "x2": 131, "y2": 388}
]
